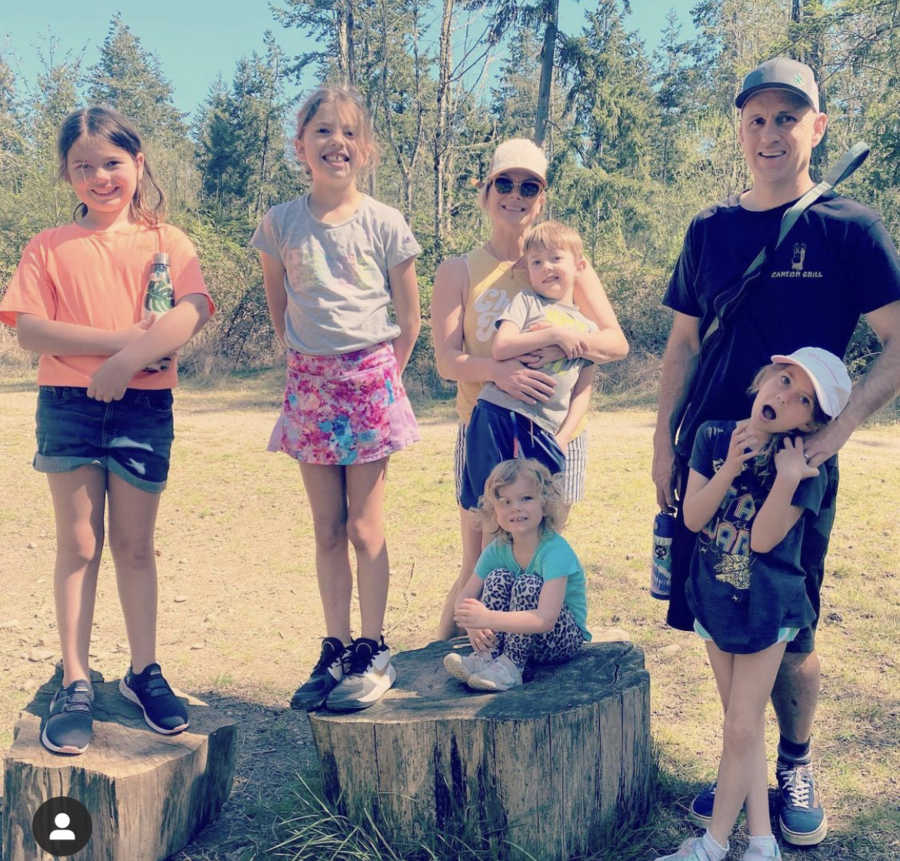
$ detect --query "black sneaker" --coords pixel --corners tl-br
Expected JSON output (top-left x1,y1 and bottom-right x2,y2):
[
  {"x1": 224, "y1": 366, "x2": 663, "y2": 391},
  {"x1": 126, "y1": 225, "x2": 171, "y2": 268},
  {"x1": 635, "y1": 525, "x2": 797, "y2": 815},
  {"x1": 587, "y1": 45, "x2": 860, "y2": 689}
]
[
  {"x1": 40, "y1": 679, "x2": 94, "y2": 755},
  {"x1": 325, "y1": 636, "x2": 397, "y2": 712},
  {"x1": 290, "y1": 636, "x2": 347, "y2": 710},
  {"x1": 119, "y1": 663, "x2": 189, "y2": 734}
]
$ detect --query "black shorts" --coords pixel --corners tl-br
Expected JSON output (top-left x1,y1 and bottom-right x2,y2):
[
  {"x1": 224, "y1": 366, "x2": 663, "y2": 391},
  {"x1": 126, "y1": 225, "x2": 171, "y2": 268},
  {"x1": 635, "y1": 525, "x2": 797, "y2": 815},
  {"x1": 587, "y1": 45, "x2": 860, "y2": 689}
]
[{"x1": 459, "y1": 401, "x2": 565, "y2": 510}]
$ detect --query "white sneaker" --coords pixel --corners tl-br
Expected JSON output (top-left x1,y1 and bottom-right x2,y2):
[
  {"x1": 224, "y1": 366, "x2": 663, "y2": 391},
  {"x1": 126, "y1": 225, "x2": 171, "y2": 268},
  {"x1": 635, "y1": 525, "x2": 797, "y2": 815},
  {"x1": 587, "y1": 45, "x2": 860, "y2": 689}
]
[
  {"x1": 655, "y1": 833, "x2": 727, "y2": 861},
  {"x1": 443, "y1": 649, "x2": 493, "y2": 683},
  {"x1": 466, "y1": 654, "x2": 523, "y2": 691},
  {"x1": 326, "y1": 637, "x2": 396, "y2": 712},
  {"x1": 741, "y1": 836, "x2": 782, "y2": 860}
]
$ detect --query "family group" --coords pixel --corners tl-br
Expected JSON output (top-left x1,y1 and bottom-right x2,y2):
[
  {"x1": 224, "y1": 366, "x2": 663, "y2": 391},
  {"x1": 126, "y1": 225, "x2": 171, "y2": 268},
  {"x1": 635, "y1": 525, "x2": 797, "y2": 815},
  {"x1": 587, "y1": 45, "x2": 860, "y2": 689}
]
[{"x1": 2, "y1": 56, "x2": 898, "y2": 861}]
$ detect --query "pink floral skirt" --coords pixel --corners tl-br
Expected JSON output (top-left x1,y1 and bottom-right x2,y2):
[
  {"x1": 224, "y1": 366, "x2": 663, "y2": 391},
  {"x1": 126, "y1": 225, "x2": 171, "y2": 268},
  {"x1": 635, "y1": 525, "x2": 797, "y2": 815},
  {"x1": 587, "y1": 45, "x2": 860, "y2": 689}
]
[{"x1": 268, "y1": 343, "x2": 419, "y2": 465}]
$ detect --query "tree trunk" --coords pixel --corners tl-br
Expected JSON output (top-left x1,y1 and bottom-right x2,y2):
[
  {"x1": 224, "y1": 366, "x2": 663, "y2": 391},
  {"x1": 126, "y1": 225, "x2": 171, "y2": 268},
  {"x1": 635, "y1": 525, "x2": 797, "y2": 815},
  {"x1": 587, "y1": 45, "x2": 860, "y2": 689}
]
[
  {"x1": 433, "y1": 0, "x2": 455, "y2": 259},
  {"x1": 534, "y1": 0, "x2": 559, "y2": 146},
  {"x1": 309, "y1": 640, "x2": 651, "y2": 859},
  {"x1": 2, "y1": 670, "x2": 236, "y2": 861}
]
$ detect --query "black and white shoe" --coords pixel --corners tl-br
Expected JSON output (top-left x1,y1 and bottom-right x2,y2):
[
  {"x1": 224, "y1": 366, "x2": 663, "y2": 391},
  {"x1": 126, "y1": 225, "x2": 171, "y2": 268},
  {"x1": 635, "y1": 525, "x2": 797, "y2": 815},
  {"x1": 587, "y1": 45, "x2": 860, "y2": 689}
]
[
  {"x1": 290, "y1": 636, "x2": 347, "y2": 710},
  {"x1": 325, "y1": 637, "x2": 396, "y2": 712}
]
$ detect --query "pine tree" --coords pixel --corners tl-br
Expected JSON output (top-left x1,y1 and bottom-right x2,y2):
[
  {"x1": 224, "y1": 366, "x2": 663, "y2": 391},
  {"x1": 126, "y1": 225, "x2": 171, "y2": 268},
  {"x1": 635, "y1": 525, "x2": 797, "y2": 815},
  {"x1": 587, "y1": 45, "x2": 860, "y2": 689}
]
[{"x1": 87, "y1": 14, "x2": 186, "y2": 139}]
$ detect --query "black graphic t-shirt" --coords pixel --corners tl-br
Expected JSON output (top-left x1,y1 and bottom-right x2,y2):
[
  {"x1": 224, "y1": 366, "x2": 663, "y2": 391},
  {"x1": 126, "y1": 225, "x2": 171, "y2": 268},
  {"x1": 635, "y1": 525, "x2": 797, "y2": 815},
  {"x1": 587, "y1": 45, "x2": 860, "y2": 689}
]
[
  {"x1": 685, "y1": 421, "x2": 825, "y2": 653},
  {"x1": 664, "y1": 192, "x2": 900, "y2": 430}
]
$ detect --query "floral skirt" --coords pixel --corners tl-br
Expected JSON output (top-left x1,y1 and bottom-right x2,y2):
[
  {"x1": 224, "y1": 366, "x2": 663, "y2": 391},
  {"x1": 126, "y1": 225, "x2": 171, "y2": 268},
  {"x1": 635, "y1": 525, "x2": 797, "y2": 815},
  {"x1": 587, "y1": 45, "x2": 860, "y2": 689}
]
[{"x1": 269, "y1": 343, "x2": 419, "y2": 466}]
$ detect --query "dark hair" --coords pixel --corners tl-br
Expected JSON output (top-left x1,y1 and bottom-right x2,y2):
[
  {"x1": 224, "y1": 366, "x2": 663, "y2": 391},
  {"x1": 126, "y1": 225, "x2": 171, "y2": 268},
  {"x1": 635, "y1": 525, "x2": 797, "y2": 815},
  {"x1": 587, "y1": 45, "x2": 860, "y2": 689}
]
[{"x1": 58, "y1": 107, "x2": 165, "y2": 226}]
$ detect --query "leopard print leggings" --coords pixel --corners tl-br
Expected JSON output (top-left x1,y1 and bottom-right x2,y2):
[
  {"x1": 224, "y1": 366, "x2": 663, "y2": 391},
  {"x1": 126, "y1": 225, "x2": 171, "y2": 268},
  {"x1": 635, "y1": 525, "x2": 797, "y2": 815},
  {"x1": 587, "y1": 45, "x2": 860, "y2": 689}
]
[{"x1": 481, "y1": 568, "x2": 584, "y2": 670}]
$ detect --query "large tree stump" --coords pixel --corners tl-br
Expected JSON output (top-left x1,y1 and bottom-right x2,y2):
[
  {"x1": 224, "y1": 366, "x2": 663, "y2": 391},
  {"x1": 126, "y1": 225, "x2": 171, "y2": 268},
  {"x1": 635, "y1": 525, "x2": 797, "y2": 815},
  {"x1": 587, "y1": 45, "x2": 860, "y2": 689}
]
[
  {"x1": 309, "y1": 640, "x2": 651, "y2": 859},
  {"x1": 2, "y1": 669, "x2": 236, "y2": 861}
]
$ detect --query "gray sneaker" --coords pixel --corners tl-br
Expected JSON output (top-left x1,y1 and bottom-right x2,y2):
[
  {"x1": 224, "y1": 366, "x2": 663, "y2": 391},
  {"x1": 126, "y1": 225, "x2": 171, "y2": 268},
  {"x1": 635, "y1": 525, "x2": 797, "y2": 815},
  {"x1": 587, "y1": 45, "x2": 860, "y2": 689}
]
[
  {"x1": 466, "y1": 654, "x2": 523, "y2": 691},
  {"x1": 325, "y1": 637, "x2": 396, "y2": 712},
  {"x1": 443, "y1": 649, "x2": 493, "y2": 683}
]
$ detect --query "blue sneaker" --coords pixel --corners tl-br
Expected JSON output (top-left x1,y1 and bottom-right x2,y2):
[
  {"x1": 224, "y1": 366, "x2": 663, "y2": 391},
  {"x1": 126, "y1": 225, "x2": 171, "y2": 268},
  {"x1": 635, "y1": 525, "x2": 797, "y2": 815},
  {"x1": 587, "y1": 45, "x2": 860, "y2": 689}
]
[
  {"x1": 689, "y1": 782, "x2": 716, "y2": 827},
  {"x1": 776, "y1": 758, "x2": 827, "y2": 845},
  {"x1": 40, "y1": 679, "x2": 94, "y2": 755}
]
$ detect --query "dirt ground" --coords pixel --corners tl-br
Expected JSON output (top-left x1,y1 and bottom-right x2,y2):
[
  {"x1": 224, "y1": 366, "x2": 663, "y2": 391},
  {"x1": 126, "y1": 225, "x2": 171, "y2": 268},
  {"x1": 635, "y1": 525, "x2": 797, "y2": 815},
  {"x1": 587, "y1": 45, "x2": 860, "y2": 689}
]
[{"x1": 1, "y1": 380, "x2": 898, "y2": 860}]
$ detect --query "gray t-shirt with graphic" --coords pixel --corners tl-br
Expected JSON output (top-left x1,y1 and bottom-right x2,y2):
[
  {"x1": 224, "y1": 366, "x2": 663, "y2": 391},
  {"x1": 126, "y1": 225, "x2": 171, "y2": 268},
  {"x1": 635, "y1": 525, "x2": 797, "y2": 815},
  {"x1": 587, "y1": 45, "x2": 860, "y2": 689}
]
[
  {"x1": 251, "y1": 194, "x2": 421, "y2": 354},
  {"x1": 478, "y1": 289, "x2": 596, "y2": 433}
]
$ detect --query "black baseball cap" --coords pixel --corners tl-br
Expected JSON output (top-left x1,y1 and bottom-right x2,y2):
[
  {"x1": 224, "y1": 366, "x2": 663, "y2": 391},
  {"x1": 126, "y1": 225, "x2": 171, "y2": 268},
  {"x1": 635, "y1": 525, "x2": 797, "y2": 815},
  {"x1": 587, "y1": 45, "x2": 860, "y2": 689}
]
[{"x1": 735, "y1": 57, "x2": 820, "y2": 112}]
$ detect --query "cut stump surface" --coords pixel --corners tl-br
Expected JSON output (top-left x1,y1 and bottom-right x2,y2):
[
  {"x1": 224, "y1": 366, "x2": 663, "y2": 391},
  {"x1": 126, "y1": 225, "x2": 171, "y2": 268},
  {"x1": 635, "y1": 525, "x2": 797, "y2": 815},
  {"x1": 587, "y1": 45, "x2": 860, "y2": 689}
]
[
  {"x1": 309, "y1": 639, "x2": 651, "y2": 860},
  {"x1": 2, "y1": 669, "x2": 236, "y2": 861}
]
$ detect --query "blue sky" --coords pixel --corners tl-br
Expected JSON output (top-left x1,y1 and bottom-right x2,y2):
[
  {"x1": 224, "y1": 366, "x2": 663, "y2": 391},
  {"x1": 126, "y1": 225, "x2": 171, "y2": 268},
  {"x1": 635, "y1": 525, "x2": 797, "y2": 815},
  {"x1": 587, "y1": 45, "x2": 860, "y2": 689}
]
[{"x1": 3, "y1": 1, "x2": 697, "y2": 118}]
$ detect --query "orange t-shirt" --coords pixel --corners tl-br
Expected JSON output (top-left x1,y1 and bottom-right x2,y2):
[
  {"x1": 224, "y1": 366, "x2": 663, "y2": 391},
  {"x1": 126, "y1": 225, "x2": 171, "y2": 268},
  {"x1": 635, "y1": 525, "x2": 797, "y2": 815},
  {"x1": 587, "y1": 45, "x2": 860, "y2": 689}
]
[{"x1": 0, "y1": 222, "x2": 213, "y2": 388}]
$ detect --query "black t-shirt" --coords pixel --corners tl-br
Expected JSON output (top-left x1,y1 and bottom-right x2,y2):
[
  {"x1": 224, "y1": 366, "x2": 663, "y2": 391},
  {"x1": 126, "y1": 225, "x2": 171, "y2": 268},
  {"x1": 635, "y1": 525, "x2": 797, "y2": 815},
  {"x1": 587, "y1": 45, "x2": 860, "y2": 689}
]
[
  {"x1": 664, "y1": 192, "x2": 900, "y2": 434},
  {"x1": 685, "y1": 421, "x2": 823, "y2": 653}
]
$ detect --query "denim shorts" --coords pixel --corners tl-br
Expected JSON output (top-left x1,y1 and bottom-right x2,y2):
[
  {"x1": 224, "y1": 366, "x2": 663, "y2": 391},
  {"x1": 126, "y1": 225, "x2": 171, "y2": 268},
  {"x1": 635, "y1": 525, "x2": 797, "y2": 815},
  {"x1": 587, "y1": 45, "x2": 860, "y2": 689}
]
[
  {"x1": 34, "y1": 386, "x2": 174, "y2": 493},
  {"x1": 693, "y1": 619, "x2": 799, "y2": 648}
]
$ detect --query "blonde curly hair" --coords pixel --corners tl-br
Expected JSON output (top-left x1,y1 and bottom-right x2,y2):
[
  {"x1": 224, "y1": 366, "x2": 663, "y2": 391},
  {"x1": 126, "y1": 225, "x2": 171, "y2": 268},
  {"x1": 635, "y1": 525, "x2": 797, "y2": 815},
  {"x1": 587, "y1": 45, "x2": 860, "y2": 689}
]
[{"x1": 478, "y1": 458, "x2": 566, "y2": 543}]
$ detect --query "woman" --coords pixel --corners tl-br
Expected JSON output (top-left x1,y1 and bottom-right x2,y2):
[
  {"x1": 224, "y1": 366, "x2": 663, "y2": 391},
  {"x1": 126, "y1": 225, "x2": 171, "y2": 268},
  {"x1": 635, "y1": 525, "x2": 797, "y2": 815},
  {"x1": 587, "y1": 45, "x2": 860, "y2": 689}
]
[{"x1": 433, "y1": 138, "x2": 629, "y2": 639}]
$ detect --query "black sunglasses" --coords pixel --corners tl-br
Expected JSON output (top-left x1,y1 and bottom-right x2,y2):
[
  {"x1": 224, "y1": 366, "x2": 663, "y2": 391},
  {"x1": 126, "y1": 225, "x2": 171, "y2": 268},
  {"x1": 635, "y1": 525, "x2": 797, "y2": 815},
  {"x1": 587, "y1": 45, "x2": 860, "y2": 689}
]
[{"x1": 492, "y1": 176, "x2": 543, "y2": 198}]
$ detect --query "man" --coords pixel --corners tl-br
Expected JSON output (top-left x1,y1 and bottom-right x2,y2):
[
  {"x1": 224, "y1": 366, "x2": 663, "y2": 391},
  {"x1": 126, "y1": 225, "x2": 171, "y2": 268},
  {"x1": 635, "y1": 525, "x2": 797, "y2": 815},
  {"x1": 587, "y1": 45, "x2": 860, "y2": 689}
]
[{"x1": 652, "y1": 57, "x2": 900, "y2": 848}]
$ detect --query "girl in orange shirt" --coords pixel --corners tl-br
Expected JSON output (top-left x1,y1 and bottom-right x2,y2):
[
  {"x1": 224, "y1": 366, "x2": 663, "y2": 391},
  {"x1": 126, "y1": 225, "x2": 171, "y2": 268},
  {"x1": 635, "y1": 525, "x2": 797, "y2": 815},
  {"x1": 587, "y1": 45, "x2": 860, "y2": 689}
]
[{"x1": 0, "y1": 107, "x2": 213, "y2": 754}]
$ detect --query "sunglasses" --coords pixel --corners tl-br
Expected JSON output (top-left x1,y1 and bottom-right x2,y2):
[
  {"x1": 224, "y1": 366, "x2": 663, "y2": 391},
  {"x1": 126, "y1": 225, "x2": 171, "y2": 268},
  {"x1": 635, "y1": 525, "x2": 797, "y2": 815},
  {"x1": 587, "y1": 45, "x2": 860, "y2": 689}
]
[{"x1": 492, "y1": 176, "x2": 543, "y2": 198}]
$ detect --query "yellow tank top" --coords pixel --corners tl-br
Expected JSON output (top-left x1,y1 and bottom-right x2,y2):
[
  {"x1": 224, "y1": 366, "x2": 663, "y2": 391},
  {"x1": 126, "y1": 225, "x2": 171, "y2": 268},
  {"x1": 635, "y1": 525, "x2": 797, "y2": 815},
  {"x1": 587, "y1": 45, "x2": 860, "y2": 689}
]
[{"x1": 456, "y1": 246, "x2": 532, "y2": 422}]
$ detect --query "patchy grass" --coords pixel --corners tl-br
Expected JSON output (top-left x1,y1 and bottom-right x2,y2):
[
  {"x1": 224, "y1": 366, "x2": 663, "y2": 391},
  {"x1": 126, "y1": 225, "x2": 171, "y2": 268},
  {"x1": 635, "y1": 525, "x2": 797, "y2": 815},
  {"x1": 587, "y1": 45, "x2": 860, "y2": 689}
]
[{"x1": 1, "y1": 375, "x2": 897, "y2": 860}]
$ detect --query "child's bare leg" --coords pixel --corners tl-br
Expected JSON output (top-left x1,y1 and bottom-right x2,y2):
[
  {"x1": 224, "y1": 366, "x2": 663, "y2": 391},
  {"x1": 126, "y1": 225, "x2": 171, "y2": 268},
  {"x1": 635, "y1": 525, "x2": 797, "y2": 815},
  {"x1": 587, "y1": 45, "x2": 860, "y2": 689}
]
[
  {"x1": 48, "y1": 467, "x2": 106, "y2": 687},
  {"x1": 346, "y1": 458, "x2": 389, "y2": 641},
  {"x1": 107, "y1": 473, "x2": 161, "y2": 673},
  {"x1": 300, "y1": 463, "x2": 353, "y2": 643},
  {"x1": 436, "y1": 507, "x2": 483, "y2": 640},
  {"x1": 706, "y1": 640, "x2": 787, "y2": 845}
]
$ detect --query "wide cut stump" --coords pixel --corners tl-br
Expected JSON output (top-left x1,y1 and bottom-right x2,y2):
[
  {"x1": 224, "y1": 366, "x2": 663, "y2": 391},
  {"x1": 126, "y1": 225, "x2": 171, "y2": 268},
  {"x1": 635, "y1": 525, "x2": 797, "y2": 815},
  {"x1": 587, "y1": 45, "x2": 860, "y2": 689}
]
[
  {"x1": 2, "y1": 668, "x2": 236, "y2": 861},
  {"x1": 309, "y1": 639, "x2": 651, "y2": 859}
]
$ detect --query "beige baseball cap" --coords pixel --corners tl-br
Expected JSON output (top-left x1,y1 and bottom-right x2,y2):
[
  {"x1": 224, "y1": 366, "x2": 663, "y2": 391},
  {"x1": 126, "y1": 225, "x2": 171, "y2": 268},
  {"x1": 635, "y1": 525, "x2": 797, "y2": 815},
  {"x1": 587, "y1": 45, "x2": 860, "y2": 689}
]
[{"x1": 485, "y1": 138, "x2": 547, "y2": 184}]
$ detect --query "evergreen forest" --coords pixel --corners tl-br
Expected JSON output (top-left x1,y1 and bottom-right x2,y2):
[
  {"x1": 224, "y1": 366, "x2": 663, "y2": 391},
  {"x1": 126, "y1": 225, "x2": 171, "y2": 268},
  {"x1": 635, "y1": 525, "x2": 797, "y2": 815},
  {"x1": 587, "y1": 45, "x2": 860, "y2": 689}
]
[{"x1": 1, "y1": 0, "x2": 897, "y2": 395}]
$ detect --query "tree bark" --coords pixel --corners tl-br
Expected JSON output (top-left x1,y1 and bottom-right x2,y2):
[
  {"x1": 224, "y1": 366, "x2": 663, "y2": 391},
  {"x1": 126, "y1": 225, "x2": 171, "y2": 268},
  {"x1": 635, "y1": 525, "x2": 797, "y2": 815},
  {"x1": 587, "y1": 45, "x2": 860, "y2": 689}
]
[
  {"x1": 2, "y1": 670, "x2": 236, "y2": 861},
  {"x1": 534, "y1": 0, "x2": 559, "y2": 146},
  {"x1": 309, "y1": 640, "x2": 651, "y2": 859}
]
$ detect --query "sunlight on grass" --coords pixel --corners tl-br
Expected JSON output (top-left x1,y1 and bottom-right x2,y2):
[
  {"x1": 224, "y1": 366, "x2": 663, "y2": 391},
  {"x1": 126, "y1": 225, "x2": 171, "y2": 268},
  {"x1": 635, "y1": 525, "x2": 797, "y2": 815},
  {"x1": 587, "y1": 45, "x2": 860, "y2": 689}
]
[{"x1": 1, "y1": 377, "x2": 897, "y2": 859}]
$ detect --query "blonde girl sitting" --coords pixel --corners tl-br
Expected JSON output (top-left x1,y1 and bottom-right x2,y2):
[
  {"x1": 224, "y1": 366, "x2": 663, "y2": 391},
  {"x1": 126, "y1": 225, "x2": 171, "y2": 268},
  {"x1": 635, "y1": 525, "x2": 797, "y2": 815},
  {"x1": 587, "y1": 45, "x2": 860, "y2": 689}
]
[{"x1": 444, "y1": 458, "x2": 590, "y2": 691}]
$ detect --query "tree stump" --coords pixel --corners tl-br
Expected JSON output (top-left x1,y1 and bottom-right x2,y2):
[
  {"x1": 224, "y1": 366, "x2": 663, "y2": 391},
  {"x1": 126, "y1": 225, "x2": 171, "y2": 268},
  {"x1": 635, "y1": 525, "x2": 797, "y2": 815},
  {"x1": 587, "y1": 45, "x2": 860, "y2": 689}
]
[
  {"x1": 2, "y1": 668, "x2": 236, "y2": 861},
  {"x1": 309, "y1": 640, "x2": 651, "y2": 859}
]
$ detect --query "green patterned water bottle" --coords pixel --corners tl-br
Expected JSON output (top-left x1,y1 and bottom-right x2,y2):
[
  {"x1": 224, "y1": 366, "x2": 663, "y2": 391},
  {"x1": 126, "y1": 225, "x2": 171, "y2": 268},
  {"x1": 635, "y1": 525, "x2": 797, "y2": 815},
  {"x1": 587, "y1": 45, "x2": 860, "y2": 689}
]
[{"x1": 142, "y1": 252, "x2": 174, "y2": 372}]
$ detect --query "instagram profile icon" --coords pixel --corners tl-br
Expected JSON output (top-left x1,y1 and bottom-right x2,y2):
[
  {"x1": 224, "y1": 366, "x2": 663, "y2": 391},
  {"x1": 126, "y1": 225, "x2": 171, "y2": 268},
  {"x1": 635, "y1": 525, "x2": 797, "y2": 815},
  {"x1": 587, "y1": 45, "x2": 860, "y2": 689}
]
[{"x1": 32, "y1": 796, "x2": 92, "y2": 856}]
